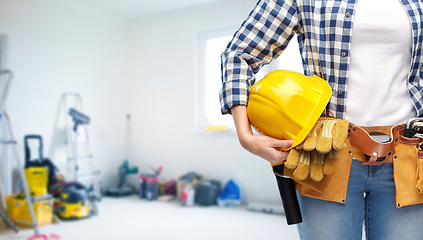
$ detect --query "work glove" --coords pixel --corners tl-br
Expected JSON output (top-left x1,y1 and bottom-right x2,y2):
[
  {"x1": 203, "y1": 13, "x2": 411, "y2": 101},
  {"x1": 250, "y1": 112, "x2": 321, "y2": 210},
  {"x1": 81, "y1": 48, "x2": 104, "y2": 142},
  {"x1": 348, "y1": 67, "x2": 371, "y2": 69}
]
[{"x1": 284, "y1": 117, "x2": 349, "y2": 182}]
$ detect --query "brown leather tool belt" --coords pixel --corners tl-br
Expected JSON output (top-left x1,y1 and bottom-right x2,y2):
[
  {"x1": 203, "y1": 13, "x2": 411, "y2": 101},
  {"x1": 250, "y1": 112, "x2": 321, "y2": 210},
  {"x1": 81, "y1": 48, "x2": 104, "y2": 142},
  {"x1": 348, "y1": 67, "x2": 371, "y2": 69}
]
[
  {"x1": 349, "y1": 124, "x2": 399, "y2": 165},
  {"x1": 350, "y1": 124, "x2": 423, "y2": 165}
]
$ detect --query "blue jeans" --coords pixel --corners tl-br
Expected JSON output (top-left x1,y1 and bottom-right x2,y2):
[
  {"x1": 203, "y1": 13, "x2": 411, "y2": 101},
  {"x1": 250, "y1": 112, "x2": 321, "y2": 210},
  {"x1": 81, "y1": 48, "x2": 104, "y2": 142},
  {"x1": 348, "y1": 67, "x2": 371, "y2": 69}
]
[{"x1": 297, "y1": 159, "x2": 423, "y2": 240}]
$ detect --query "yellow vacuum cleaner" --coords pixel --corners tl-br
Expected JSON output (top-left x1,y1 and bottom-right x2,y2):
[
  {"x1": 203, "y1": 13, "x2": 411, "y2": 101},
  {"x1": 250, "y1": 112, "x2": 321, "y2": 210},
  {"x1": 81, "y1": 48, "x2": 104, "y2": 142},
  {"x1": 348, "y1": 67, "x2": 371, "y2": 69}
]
[{"x1": 53, "y1": 182, "x2": 98, "y2": 220}]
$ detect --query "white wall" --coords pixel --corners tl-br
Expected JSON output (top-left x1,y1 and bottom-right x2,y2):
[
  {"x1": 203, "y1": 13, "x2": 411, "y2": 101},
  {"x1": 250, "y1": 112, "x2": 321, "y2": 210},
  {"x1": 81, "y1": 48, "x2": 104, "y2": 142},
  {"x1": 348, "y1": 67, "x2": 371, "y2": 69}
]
[
  {"x1": 0, "y1": 0, "x2": 285, "y2": 205},
  {"x1": 128, "y1": 0, "x2": 283, "y2": 204},
  {"x1": 0, "y1": 0, "x2": 130, "y2": 192}
]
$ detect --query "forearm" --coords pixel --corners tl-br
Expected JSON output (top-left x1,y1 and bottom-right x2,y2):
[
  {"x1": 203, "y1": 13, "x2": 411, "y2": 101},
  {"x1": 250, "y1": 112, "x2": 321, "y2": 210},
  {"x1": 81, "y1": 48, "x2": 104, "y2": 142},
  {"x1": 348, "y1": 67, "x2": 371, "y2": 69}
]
[
  {"x1": 230, "y1": 105, "x2": 292, "y2": 165},
  {"x1": 231, "y1": 105, "x2": 254, "y2": 147}
]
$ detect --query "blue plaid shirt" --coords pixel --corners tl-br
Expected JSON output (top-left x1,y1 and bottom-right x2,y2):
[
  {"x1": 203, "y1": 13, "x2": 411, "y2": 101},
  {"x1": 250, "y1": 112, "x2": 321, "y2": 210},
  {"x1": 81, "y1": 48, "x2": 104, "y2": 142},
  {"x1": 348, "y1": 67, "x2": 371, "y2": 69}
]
[{"x1": 220, "y1": 0, "x2": 423, "y2": 119}]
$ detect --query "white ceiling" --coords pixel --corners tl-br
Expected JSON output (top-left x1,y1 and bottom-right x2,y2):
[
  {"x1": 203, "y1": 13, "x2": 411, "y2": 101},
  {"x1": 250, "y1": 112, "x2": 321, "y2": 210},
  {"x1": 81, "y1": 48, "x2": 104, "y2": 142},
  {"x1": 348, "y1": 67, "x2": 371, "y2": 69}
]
[{"x1": 68, "y1": 0, "x2": 228, "y2": 19}]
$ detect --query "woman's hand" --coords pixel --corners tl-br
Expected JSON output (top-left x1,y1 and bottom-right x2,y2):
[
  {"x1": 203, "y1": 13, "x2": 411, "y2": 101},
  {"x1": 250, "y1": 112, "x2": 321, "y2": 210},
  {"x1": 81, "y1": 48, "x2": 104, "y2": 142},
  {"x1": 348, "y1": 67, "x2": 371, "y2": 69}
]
[{"x1": 231, "y1": 105, "x2": 292, "y2": 165}]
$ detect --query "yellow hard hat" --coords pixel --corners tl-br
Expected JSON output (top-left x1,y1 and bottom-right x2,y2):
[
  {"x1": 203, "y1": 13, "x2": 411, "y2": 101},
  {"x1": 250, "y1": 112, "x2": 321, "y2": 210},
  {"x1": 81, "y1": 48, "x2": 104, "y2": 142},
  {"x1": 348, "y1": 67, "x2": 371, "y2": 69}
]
[{"x1": 247, "y1": 70, "x2": 332, "y2": 150}]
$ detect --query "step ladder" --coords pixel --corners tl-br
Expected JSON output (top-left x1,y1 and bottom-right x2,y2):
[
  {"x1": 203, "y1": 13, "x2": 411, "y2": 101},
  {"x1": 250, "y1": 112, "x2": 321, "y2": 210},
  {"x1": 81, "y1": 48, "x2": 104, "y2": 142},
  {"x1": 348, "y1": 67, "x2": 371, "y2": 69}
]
[
  {"x1": 1, "y1": 35, "x2": 58, "y2": 239},
  {"x1": 63, "y1": 93, "x2": 101, "y2": 199},
  {"x1": 0, "y1": 154, "x2": 18, "y2": 233},
  {"x1": 0, "y1": 69, "x2": 42, "y2": 237}
]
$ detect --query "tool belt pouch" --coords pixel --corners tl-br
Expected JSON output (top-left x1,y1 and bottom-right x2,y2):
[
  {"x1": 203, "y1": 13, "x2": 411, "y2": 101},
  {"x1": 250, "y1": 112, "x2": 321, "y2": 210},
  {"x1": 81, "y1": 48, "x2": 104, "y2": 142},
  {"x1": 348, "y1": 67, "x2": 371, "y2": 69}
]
[
  {"x1": 347, "y1": 124, "x2": 423, "y2": 207},
  {"x1": 282, "y1": 145, "x2": 353, "y2": 204},
  {"x1": 394, "y1": 126, "x2": 423, "y2": 208}
]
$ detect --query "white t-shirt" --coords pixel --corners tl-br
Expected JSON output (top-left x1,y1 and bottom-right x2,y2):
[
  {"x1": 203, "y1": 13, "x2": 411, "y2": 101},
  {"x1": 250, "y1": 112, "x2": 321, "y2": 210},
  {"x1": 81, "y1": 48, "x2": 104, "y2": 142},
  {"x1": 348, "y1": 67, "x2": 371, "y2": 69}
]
[{"x1": 345, "y1": 0, "x2": 416, "y2": 126}]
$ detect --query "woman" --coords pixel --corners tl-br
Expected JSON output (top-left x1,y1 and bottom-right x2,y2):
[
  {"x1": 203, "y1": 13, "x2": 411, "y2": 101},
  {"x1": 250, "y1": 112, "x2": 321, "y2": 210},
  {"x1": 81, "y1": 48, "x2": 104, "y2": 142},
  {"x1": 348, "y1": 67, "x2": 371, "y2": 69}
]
[{"x1": 220, "y1": 0, "x2": 423, "y2": 239}]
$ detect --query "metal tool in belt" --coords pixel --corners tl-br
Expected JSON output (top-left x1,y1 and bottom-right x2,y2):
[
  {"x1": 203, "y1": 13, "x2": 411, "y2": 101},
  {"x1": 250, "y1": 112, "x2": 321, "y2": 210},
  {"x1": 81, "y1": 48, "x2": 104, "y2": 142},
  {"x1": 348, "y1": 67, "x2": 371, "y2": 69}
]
[{"x1": 404, "y1": 117, "x2": 423, "y2": 139}]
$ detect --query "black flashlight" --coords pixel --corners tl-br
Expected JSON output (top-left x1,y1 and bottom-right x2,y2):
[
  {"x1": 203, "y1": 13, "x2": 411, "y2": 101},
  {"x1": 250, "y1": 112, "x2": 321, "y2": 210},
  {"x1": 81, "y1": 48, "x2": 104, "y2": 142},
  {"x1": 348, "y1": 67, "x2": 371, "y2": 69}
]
[{"x1": 272, "y1": 164, "x2": 302, "y2": 225}]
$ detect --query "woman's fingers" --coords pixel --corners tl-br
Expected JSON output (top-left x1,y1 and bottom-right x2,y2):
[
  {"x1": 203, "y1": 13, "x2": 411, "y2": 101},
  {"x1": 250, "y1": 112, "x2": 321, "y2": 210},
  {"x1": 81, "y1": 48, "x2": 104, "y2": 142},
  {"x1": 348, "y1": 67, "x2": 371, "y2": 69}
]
[{"x1": 245, "y1": 135, "x2": 292, "y2": 165}]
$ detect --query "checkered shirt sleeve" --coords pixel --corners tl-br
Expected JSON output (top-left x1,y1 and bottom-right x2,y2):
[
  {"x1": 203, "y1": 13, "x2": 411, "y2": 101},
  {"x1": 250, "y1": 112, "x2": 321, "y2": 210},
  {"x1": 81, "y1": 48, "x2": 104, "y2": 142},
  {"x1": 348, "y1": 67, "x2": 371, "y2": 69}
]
[
  {"x1": 219, "y1": 0, "x2": 300, "y2": 114},
  {"x1": 403, "y1": 2, "x2": 423, "y2": 117}
]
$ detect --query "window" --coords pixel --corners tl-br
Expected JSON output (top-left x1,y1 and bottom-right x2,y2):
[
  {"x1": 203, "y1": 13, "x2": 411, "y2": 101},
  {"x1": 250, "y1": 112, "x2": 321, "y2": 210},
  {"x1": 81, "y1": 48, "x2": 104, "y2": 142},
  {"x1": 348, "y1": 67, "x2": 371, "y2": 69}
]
[{"x1": 196, "y1": 28, "x2": 303, "y2": 133}]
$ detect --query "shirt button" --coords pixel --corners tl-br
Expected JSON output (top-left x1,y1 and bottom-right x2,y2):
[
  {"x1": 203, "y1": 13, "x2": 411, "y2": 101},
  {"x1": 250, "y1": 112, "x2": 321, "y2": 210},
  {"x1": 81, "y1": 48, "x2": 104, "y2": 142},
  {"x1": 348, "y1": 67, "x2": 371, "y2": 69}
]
[
  {"x1": 420, "y1": 65, "x2": 423, "y2": 71},
  {"x1": 338, "y1": 91, "x2": 343, "y2": 96},
  {"x1": 341, "y1": 52, "x2": 347, "y2": 57},
  {"x1": 346, "y1": 12, "x2": 351, "y2": 17}
]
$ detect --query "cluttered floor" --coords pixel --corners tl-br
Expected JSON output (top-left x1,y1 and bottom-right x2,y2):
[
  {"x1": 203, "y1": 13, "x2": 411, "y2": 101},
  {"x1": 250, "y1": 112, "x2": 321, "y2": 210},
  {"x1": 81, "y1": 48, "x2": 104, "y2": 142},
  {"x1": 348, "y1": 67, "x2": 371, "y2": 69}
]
[{"x1": 0, "y1": 195, "x2": 300, "y2": 240}]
